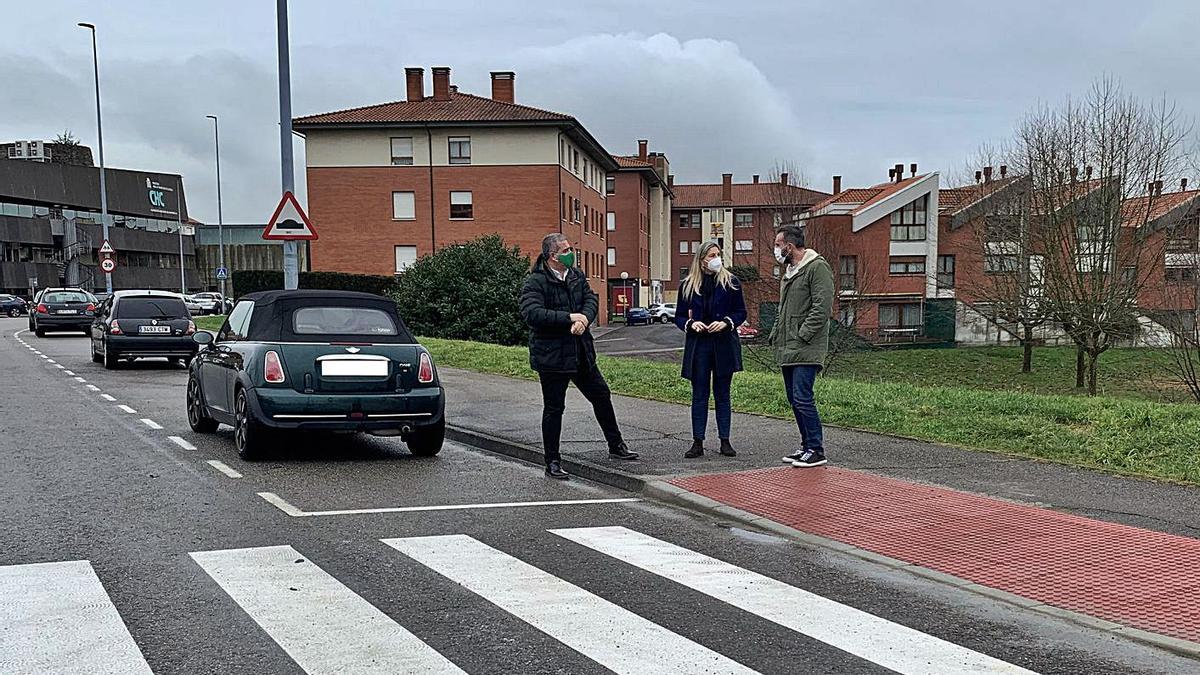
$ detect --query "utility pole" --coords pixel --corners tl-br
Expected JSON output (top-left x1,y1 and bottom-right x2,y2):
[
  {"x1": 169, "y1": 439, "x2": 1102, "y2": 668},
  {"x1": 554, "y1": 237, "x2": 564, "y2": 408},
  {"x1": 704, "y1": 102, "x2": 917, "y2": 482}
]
[
  {"x1": 177, "y1": 176, "x2": 186, "y2": 294},
  {"x1": 79, "y1": 22, "x2": 112, "y2": 294},
  {"x1": 206, "y1": 115, "x2": 226, "y2": 297},
  {"x1": 276, "y1": 0, "x2": 298, "y2": 289}
]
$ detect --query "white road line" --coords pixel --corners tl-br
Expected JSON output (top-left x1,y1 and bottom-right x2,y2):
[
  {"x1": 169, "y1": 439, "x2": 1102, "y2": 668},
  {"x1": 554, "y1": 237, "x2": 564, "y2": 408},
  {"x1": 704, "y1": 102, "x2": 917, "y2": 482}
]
[
  {"x1": 190, "y1": 545, "x2": 464, "y2": 674},
  {"x1": 552, "y1": 527, "x2": 1037, "y2": 675},
  {"x1": 206, "y1": 460, "x2": 243, "y2": 478},
  {"x1": 63, "y1": 370, "x2": 75, "y2": 376},
  {"x1": 256, "y1": 491, "x2": 640, "y2": 517},
  {"x1": 55, "y1": 364, "x2": 64, "y2": 369},
  {"x1": 40, "y1": 355, "x2": 49, "y2": 360},
  {"x1": 0, "y1": 560, "x2": 153, "y2": 674},
  {"x1": 101, "y1": 394, "x2": 116, "y2": 402},
  {"x1": 85, "y1": 385, "x2": 101, "y2": 392},
  {"x1": 46, "y1": 359, "x2": 55, "y2": 364},
  {"x1": 74, "y1": 377, "x2": 87, "y2": 383},
  {"x1": 139, "y1": 419, "x2": 162, "y2": 430},
  {"x1": 168, "y1": 436, "x2": 197, "y2": 451},
  {"x1": 603, "y1": 347, "x2": 686, "y2": 355},
  {"x1": 383, "y1": 535, "x2": 756, "y2": 675},
  {"x1": 593, "y1": 337, "x2": 628, "y2": 343},
  {"x1": 117, "y1": 405, "x2": 137, "y2": 414}
]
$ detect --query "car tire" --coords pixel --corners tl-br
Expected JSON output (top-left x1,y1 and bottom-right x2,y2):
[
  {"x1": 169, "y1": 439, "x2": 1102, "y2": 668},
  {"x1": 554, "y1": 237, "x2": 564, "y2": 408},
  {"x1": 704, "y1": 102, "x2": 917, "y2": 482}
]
[
  {"x1": 91, "y1": 341, "x2": 102, "y2": 363},
  {"x1": 7, "y1": 308, "x2": 18, "y2": 318},
  {"x1": 406, "y1": 418, "x2": 445, "y2": 457},
  {"x1": 234, "y1": 388, "x2": 267, "y2": 461},
  {"x1": 187, "y1": 376, "x2": 219, "y2": 434},
  {"x1": 103, "y1": 344, "x2": 120, "y2": 370},
  {"x1": 34, "y1": 327, "x2": 45, "y2": 337}
]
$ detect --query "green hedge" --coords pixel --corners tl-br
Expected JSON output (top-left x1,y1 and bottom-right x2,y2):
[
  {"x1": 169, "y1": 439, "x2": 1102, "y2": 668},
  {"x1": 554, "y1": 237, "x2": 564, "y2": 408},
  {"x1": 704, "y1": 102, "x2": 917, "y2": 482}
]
[{"x1": 232, "y1": 270, "x2": 398, "y2": 298}]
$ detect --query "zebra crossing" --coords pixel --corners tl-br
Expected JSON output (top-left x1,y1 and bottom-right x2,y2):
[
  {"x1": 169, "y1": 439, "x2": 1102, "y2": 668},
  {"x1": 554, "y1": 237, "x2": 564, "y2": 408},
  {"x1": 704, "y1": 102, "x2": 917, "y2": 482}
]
[{"x1": 1, "y1": 526, "x2": 1038, "y2": 675}]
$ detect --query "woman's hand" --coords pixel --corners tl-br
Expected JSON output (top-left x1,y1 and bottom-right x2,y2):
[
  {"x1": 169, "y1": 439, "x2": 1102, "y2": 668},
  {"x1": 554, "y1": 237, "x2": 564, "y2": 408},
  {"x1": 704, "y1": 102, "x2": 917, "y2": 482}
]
[
  {"x1": 707, "y1": 321, "x2": 729, "y2": 332},
  {"x1": 690, "y1": 320, "x2": 708, "y2": 333}
]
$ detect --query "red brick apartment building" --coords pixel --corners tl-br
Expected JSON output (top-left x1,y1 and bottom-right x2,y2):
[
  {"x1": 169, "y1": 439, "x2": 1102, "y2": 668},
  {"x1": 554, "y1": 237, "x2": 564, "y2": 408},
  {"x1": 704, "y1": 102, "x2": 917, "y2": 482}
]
[
  {"x1": 293, "y1": 67, "x2": 618, "y2": 319},
  {"x1": 607, "y1": 140, "x2": 671, "y2": 314},
  {"x1": 669, "y1": 173, "x2": 827, "y2": 313}
]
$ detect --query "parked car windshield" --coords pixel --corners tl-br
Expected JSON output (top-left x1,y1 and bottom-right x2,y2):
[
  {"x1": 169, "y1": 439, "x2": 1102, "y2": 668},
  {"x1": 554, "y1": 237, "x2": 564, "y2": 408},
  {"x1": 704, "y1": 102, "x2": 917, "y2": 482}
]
[
  {"x1": 117, "y1": 297, "x2": 188, "y2": 319},
  {"x1": 292, "y1": 307, "x2": 398, "y2": 336},
  {"x1": 43, "y1": 291, "x2": 91, "y2": 303}
]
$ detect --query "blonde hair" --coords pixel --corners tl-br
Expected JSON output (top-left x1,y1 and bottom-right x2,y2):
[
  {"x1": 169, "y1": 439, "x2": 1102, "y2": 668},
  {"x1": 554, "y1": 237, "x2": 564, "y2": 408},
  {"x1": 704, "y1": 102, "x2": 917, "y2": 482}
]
[{"x1": 681, "y1": 241, "x2": 735, "y2": 299}]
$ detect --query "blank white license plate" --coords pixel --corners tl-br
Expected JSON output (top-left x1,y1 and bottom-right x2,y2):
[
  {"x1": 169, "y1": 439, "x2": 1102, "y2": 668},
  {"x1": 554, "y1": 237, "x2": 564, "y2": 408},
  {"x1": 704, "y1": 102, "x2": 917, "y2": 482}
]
[
  {"x1": 321, "y1": 360, "x2": 388, "y2": 377},
  {"x1": 57, "y1": 309, "x2": 78, "y2": 314},
  {"x1": 139, "y1": 325, "x2": 171, "y2": 334}
]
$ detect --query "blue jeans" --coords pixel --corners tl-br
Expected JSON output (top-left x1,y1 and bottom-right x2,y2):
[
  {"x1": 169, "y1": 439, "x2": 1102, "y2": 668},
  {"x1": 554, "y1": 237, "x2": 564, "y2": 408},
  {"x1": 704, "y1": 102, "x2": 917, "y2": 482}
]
[
  {"x1": 783, "y1": 365, "x2": 824, "y2": 452},
  {"x1": 691, "y1": 338, "x2": 732, "y2": 440}
]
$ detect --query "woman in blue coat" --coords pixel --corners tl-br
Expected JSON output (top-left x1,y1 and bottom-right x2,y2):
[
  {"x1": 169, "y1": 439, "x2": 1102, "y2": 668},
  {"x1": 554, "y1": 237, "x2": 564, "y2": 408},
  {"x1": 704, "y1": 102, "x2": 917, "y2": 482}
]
[{"x1": 675, "y1": 241, "x2": 747, "y2": 458}]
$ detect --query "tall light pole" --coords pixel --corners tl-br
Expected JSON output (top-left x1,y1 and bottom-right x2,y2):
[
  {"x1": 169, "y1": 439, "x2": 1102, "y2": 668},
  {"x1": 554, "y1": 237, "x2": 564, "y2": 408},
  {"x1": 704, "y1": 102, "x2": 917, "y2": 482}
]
[
  {"x1": 206, "y1": 114, "x2": 226, "y2": 297},
  {"x1": 276, "y1": 0, "x2": 298, "y2": 290},
  {"x1": 78, "y1": 22, "x2": 112, "y2": 294}
]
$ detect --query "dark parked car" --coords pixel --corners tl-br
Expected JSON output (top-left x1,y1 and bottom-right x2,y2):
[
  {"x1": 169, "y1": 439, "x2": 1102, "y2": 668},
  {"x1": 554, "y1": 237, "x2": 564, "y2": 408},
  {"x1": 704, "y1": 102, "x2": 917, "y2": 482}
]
[
  {"x1": 186, "y1": 290, "x2": 446, "y2": 461},
  {"x1": 0, "y1": 294, "x2": 27, "y2": 317},
  {"x1": 28, "y1": 288, "x2": 97, "y2": 336},
  {"x1": 625, "y1": 307, "x2": 652, "y2": 326},
  {"x1": 90, "y1": 291, "x2": 199, "y2": 369}
]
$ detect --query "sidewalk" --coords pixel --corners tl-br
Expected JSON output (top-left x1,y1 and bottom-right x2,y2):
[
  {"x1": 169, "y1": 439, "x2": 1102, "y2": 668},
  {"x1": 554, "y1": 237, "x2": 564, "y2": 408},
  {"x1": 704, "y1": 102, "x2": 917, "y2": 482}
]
[{"x1": 442, "y1": 366, "x2": 1200, "y2": 655}]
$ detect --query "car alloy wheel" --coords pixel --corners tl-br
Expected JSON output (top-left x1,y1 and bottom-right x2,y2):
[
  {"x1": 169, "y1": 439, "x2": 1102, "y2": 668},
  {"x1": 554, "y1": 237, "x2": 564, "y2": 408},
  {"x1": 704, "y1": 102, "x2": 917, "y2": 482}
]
[
  {"x1": 187, "y1": 377, "x2": 218, "y2": 433},
  {"x1": 234, "y1": 389, "x2": 264, "y2": 460},
  {"x1": 7, "y1": 308, "x2": 18, "y2": 318}
]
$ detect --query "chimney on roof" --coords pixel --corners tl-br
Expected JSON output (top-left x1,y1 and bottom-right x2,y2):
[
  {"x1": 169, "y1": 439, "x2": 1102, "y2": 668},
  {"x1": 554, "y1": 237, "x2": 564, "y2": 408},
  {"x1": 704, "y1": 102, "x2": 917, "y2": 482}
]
[
  {"x1": 780, "y1": 172, "x2": 789, "y2": 185},
  {"x1": 752, "y1": 174, "x2": 759, "y2": 184},
  {"x1": 490, "y1": 71, "x2": 515, "y2": 103},
  {"x1": 832, "y1": 175, "x2": 842, "y2": 195},
  {"x1": 1182, "y1": 178, "x2": 1189, "y2": 192},
  {"x1": 405, "y1": 67, "x2": 425, "y2": 101},
  {"x1": 894, "y1": 163, "x2": 904, "y2": 182},
  {"x1": 889, "y1": 168, "x2": 896, "y2": 180},
  {"x1": 975, "y1": 170, "x2": 983, "y2": 183},
  {"x1": 637, "y1": 139, "x2": 648, "y2": 162},
  {"x1": 983, "y1": 166, "x2": 993, "y2": 183},
  {"x1": 667, "y1": 174, "x2": 674, "y2": 189},
  {"x1": 722, "y1": 173, "x2": 733, "y2": 202},
  {"x1": 431, "y1": 67, "x2": 451, "y2": 101},
  {"x1": 1155, "y1": 180, "x2": 1164, "y2": 196},
  {"x1": 1000, "y1": 165, "x2": 1008, "y2": 178},
  {"x1": 910, "y1": 163, "x2": 917, "y2": 177},
  {"x1": 1070, "y1": 166, "x2": 1079, "y2": 182},
  {"x1": 1085, "y1": 165, "x2": 1093, "y2": 180}
]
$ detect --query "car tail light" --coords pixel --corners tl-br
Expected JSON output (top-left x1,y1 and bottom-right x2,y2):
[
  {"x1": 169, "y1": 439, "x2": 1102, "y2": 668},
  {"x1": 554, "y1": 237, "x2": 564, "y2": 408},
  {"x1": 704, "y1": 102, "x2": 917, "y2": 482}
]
[
  {"x1": 264, "y1": 350, "x2": 286, "y2": 383},
  {"x1": 418, "y1": 352, "x2": 435, "y2": 384},
  {"x1": 36, "y1": 303, "x2": 48, "y2": 314},
  {"x1": 109, "y1": 320, "x2": 122, "y2": 335},
  {"x1": 86, "y1": 303, "x2": 96, "y2": 312},
  {"x1": 184, "y1": 320, "x2": 196, "y2": 335}
]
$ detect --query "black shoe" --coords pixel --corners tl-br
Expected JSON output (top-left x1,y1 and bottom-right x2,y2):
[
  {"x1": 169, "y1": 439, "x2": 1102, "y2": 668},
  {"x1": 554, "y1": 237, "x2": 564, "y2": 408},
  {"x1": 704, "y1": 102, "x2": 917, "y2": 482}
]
[
  {"x1": 684, "y1": 440, "x2": 704, "y2": 459},
  {"x1": 545, "y1": 461, "x2": 570, "y2": 479},
  {"x1": 791, "y1": 449, "x2": 827, "y2": 468},
  {"x1": 782, "y1": 451, "x2": 805, "y2": 464},
  {"x1": 608, "y1": 443, "x2": 639, "y2": 460},
  {"x1": 719, "y1": 439, "x2": 737, "y2": 457}
]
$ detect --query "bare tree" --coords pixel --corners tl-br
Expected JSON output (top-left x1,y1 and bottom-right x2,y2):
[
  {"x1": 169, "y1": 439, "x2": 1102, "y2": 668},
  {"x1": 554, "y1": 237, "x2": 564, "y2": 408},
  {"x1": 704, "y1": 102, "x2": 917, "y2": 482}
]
[
  {"x1": 1153, "y1": 208, "x2": 1200, "y2": 402},
  {"x1": 1011, "y1": 78, "x2": 1191, "y2": 395}
]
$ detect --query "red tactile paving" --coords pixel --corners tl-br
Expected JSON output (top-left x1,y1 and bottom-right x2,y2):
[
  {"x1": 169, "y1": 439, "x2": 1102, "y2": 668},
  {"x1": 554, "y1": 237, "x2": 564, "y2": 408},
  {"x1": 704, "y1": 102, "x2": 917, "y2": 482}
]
[{"x1": 671, "y1": 466, "x2": 1200, "y2": 644}]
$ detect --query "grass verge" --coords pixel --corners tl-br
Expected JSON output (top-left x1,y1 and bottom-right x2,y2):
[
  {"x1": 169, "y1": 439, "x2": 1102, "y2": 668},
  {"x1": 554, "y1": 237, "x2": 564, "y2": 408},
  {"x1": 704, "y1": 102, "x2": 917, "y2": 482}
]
[
  {"x1": 194, "y1": 315, "x2": 225, "y2": 332},
  {"x1": 422, "y1": 337, "x2": 1200, "y2": 485}
]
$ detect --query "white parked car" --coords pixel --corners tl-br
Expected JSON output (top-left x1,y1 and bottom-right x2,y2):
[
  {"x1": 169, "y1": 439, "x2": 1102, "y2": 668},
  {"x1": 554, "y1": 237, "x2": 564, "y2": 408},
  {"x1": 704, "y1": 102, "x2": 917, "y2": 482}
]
[
  {"x1": 649, "y1": 303, "x2": 676, "y2": 323},
  {"x1": 192, "y1": 292, "x2": 226, "y2": 315},
  {"x1": 183, "y1": 295, "x2": 204, "y2": 315}
]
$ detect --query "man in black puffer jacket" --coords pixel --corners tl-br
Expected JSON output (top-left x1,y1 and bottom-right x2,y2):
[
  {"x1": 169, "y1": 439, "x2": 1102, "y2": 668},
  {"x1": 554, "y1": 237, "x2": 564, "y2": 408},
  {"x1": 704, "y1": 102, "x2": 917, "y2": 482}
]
[{"x1": 521, "y1": 233, "x2": 638, "y2": 479}]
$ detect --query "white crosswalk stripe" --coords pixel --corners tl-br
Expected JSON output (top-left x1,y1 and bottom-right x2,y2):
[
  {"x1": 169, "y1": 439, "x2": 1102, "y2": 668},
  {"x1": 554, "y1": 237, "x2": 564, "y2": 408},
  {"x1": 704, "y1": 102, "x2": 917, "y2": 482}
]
[
  {"x1": 383, "y1": 534, "x2": 759, "y2": 675},
  {"x1": 552, "y1": 526, "x2": 1036, "y2": 675},
  {"x1": 0, "y1": 560, "x2": 152, "y2": 675},
  {"x1": 190, "y1": 544, "x2": 464, "y2": 674}
]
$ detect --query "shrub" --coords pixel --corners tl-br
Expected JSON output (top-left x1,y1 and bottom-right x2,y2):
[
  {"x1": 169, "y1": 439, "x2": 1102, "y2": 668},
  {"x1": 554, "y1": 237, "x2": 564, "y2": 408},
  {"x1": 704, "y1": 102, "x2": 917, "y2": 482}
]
[
  {"x1": 729, "y1": 264, "x2": 761, "y2": 282},
  {"x1": 391, "y1": 235, "x2": 530, "y2": 345}
]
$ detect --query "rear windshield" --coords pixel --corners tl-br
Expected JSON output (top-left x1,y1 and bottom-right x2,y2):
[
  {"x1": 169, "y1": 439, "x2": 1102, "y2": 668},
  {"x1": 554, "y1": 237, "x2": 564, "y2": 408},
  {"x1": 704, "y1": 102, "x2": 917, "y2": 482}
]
[
  {"x1": 117, "y1": 297, "x2": 188, "y2": 319},
  {"x1": 44, "y1": 291, "x2": 91, "y2": 304},
  {"x1": 292, "y1": 307, "x2": 398, "y2": 336}
]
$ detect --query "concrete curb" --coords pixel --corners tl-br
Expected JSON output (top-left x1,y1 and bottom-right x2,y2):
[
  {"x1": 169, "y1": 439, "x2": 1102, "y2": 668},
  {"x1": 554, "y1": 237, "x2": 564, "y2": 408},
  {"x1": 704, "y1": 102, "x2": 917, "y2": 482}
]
[{"x1": 447, "y1": 422, "x2": 1200, "y2": 660}]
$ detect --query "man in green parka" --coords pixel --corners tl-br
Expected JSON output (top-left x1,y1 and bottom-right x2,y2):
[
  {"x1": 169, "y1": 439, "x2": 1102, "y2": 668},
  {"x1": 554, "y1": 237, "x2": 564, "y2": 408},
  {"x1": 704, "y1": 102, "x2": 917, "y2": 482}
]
[{"x1": 769, "y1": 224, "x2": 834, "y2": 467}]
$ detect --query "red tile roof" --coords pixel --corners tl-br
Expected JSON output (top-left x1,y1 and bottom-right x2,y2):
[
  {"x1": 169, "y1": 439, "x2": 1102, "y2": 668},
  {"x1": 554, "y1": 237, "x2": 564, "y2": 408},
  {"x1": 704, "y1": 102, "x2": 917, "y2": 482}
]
[
  {"x1": 806, "y1": 175, "x2": 927, "y2": 215},
  {"x1": 294, "y1": 91, "x2": 573, "y2": 125},
  {"x1": 938, "y1": 176, "x2": 1023, "y2": 214},
  {"x1": 612, "y1": 155, "x2": 654, "y2": 169},
  {"x1": 1121, "y1": 189, "x2": 1200, "y2": 227},
  {"x1": 672, "y1": 182, "x2": 829, "y2": 209}
]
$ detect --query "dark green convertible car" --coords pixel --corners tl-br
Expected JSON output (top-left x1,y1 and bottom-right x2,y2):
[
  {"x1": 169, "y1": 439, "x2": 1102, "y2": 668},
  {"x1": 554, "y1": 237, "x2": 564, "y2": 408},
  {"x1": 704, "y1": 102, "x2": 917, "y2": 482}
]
[{"x1": 186, "y1": 290, "x2": 445, "y2": 460}]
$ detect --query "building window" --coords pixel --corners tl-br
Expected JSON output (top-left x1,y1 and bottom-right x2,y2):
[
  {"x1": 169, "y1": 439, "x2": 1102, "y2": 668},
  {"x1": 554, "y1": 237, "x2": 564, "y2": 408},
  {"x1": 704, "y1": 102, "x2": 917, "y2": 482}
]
[
  {"x1": 448, "y1": 137, "x2": 471, "y2": 165},
  {"x1": 561, "y1": 193, "x2": 568, "y2": 221},
  {"x1": 879, "y1": 303, "x2": 922, "y2": 329},
  {"x1": 735, "y1": 212, "x2": 753, "y2": 228},
  {"x1": 890, "y1": 194, "x2": 928, "y2": 241},
  {"x1": 570, "y1": 199, "x2": 579, "y2": 223},
  {"x1": 735, "y1": 240, "x2": 753, "y2": 252},
  {"x1": 606, "y1": 176, "x2": 615, "y2": 195},
  {"x1": 889, "y1": 256, "x2": 925, "y2": 275},
  {"x1": 1166, "y1": 266, "x2": 1197, "y2": 282},
  {"x1": 839, "y1": 256, "x2": 857, "y2": 291},
  {"x1": 607, "y1": 247, "x2": 616, "y2": 266},
  {"x1": 772, "y1": 265, "x2": 781, "y2": 278},
  {"x1": 679, "y1": 241, "x2": 688, "y2": 254},
  {"x1": 607, "y1": 212, "x2": 615, "y2": 231},
  {"x1": 680, "y1": 267, "x2": 690, "y2": 279},
  {"x1": 572, "y1": 149, "x2": 579, "y2": 174},
  {"x1": 392, "y1": 191, "x2": 415, "y2": 220},
  {"x1": 449, "y1": 191, "x2": 473, "y2": 219},
  {"x1": 984, "y1": 255, "x2": 1018, "y2": 274},
  {"x1": 691, "y1": 241, "x2": 701, "y2": 253},
  {"x1": 837, "y1": 306, "x2": 856, "y2": 326},
  {"x1": 678, "y1": 212, "x2": 700, "y2": 228},
  {"x1": 937, "y1": 255, "x2": 956, "y2": 288},
  {"x1": 390, "y1": 137, "x2": 413, "y2": 165},
  {"x1": 394, "y1": 245, "x2": 417, "y2": 273}
]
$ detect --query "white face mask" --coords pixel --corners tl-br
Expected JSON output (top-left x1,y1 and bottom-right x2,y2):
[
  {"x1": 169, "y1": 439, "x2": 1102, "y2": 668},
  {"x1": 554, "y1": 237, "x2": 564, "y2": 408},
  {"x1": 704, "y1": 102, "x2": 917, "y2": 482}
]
[
  {"x1": 773, "y1": 246, "x2": 787, "y2": 264},
  {"x1": 706, "y1": 256, "x2": 723, "y2": 273}
]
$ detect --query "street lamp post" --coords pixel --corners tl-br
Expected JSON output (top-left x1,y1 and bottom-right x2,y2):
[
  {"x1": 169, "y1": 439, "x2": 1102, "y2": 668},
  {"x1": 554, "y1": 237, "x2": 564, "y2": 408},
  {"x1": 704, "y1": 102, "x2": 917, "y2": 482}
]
[
  {"x1": 206, "y1": 115, "x2": 226, "y2": 297},
  {"x1": 78, "y1": 22, "x2": 111, "y2": 294},
  {"x1": 620, "y1": 271, "x2": 631, "y2": 319},
  {"x1": 276, "y1": 0, "x2": 298, "y2": 290}
]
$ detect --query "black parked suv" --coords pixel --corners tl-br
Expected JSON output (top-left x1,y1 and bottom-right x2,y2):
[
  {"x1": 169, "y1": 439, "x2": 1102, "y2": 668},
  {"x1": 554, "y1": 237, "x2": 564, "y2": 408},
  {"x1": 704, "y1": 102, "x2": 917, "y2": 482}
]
[
  {"x1": 28, "y1": 288, "x2": 97, "y2": 336},
  {"x1": 90, "y1": 291, "x2": 199, "y2": 369}
]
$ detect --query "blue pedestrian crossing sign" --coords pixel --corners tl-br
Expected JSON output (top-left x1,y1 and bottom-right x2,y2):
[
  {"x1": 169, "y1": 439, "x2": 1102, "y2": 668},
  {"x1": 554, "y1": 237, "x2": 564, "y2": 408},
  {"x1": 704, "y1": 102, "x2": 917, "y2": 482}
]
[{"x1": 215, "y1": 267, "x2": 229, "y2": 280}]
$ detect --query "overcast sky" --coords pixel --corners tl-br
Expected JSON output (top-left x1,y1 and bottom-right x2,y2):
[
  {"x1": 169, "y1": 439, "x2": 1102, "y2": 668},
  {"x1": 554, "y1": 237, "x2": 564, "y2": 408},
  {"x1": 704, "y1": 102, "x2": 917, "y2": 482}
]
[{"x1": 3, "y1": 0, "x2": 1198, "y2": 224}]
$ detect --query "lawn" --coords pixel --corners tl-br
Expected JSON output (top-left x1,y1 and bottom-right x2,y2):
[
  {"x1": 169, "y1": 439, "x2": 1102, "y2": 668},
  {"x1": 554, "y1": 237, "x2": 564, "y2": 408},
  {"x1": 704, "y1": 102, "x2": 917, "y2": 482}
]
[
  {"x1": 194, "y1": 315, "x2": 225, "y2": 332},
  {"x1": 421, "y1": 337, "x2": 1200, "y2": 485}
]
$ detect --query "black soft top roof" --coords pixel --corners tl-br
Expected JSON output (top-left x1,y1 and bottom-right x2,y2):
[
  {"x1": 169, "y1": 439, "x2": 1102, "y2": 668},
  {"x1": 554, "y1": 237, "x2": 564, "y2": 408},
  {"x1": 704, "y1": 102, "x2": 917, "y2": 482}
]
[{"x1": 241, "y1": 290, "x2": 415, "y2": 343}]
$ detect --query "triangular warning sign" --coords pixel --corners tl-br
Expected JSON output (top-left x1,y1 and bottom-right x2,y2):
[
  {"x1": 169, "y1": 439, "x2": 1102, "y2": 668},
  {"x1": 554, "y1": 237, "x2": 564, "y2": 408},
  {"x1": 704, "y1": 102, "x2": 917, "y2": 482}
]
[
  {"x1": 262, "y1": 191, "x2": 318, "y2": 241},
  {"x1": 98, "y1": 239, "x2": 115, "y2": 255}
]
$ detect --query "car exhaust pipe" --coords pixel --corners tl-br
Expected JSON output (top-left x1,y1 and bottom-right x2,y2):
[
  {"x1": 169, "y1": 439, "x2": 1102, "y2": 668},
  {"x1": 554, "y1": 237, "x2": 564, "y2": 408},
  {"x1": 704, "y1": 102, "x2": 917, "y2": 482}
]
[
  {"x1": 369, "y1": 424, "x2": 415, "y2": 438},
  {"x1": 400, "y1": 424, "x2": 414, "y2": 435}
]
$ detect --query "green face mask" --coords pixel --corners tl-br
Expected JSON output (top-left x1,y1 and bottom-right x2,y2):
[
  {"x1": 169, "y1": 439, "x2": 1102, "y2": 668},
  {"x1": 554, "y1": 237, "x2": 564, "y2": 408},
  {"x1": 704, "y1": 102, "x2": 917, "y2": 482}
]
[{"x1": 556, "y1": 251, "x2": 576, "y2": 268}]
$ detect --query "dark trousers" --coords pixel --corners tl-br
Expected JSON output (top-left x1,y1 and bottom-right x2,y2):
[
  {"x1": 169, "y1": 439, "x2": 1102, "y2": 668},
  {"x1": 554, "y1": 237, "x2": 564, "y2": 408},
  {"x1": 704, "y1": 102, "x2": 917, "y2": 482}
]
[
  {"x1": 690, "y1": 338, "x2": 732, "y2": 440},
  {"x1": 538, "y1": 363, "x2": 624, "y2": 464},
  {"x1": 783, "y1": 365, "x2": 824, "y2": 452}
]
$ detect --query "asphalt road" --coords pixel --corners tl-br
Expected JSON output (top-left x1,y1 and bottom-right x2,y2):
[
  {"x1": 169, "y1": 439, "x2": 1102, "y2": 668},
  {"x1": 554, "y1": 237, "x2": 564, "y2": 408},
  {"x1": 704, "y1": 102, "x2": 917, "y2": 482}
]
[{"x1": 1, "y1": 316, "x2": 1193, "y2": 674}]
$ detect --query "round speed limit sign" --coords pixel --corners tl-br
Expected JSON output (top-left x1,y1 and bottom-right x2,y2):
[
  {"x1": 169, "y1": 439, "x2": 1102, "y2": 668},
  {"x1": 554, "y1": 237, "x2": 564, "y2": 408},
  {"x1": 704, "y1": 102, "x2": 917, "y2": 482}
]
[{"x1": 100, "y1": 258, "x2": 116, "y2": 273}]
